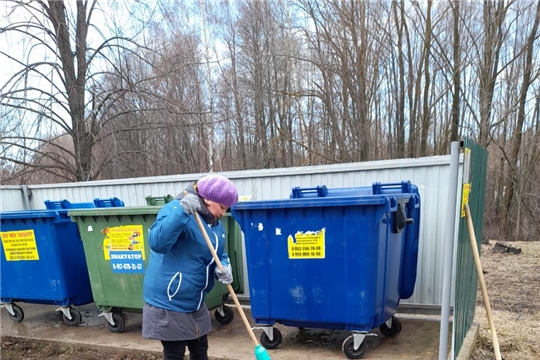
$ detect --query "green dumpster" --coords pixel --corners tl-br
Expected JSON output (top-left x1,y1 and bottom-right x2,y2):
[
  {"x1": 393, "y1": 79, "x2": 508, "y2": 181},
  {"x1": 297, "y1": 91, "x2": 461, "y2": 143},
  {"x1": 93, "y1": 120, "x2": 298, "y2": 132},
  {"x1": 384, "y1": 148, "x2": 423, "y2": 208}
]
[
  {"x1": 144, "y1": 194, "x2": 174, "y2": 206},
  {"x1": 69, "y1": 206, "x2": 244, "y2": 333}
]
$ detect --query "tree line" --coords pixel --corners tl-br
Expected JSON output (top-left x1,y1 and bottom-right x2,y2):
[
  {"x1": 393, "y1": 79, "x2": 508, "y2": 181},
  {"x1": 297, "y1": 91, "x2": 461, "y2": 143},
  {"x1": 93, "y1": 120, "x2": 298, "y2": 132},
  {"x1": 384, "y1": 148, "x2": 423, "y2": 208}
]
[{"x1": 1, "y1": 0, "x2": 539, "y2": 240}]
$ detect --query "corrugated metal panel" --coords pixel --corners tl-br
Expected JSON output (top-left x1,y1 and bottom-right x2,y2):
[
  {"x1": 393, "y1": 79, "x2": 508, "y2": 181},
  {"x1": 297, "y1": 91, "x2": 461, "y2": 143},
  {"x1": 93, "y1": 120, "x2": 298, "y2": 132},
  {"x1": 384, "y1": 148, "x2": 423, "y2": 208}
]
[
  {"x1": 0, "y1": 186, "x2": 26, "y2": 211},
  {"x1": 0, "y1": 156, "x2": 458, "y2": 307},
  {"x1": 453, "y1": 140, "x2": 488, "y2": 358}
]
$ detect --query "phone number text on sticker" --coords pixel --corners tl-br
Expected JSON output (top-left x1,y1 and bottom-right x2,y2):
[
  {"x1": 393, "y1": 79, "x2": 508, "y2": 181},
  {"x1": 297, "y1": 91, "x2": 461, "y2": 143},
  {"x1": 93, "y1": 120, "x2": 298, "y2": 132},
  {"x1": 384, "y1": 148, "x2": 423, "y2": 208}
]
[{"x1": 287, "y1": 228, "x2": 326, "y2": 259}]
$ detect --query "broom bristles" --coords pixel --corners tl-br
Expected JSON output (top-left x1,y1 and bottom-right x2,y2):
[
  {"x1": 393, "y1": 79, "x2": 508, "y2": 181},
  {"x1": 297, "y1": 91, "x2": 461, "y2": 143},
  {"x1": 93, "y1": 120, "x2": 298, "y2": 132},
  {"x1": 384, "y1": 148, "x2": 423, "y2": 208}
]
[{"x1": 254, "y1": 344, "x2": 271, "y2": 360}]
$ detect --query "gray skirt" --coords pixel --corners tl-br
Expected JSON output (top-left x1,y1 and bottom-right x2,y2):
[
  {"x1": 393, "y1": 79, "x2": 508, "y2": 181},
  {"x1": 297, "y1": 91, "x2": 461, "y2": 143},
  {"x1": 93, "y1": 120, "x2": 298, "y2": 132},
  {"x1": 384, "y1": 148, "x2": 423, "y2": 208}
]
[{"x1": 142, "y1": 302, "x2": 212, "y2": 341}]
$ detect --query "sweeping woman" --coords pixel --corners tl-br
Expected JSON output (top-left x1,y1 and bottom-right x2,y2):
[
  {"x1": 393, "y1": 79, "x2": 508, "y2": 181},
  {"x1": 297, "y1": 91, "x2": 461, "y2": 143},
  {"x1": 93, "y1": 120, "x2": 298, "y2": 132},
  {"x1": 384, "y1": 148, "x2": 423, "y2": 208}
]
[{"x1": 142, "y1": 174, "x2": 239, "y2": 360}]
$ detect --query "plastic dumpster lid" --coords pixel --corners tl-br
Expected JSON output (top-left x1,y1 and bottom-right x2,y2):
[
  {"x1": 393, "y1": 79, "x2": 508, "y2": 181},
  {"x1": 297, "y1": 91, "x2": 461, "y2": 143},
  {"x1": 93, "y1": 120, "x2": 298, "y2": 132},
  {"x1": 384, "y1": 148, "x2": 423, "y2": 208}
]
[
  {"x1": 93, "y1": 197, "x2": 125, "y2": 207},
  {"x1": 0, "y1": 209, "x2": 63, "y2": 220},
  {"x1": 232, "y1": 195, "x2": 398, "y2": 211},
  {"x1": 68, "y1": 206, "x2": 161, "y2": 218},
  {"x1": 371, "y1": 181, "x2": 413, "y2": 195},
  {"x1": 145, "y1": 194, "x2": 175, "y2": 206},
  {"x1": 290, "y1": 181, "x2": 415, "y2": 199},
  {"x1": 44, "y1": 199, "x2": 96, "y2": 209}
]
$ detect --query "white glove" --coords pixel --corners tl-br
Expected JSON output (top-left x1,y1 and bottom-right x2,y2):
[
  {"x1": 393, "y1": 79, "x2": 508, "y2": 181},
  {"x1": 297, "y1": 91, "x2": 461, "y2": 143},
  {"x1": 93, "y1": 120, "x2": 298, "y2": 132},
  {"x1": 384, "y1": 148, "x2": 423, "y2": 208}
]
[
  {"x1": 215, "y1": 264, "x2": 233, "y2": 285},
  {"x1": 180, "y1": 193, "x2": 201, "y2": 215}
]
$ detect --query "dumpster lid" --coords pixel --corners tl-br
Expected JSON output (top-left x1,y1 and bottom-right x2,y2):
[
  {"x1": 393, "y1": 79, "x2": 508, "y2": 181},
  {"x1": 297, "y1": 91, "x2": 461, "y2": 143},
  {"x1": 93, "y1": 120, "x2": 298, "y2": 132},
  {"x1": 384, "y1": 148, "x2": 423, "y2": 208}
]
[
  {"x1": 0, "y1": 210, "x2": 64, "y2": 220},
  {"x1": 232, "y1": 195, "x2": 402, "y2": 211},
  {"x1": 68, "y1": 206, "x2": 161, "y2": 217}
]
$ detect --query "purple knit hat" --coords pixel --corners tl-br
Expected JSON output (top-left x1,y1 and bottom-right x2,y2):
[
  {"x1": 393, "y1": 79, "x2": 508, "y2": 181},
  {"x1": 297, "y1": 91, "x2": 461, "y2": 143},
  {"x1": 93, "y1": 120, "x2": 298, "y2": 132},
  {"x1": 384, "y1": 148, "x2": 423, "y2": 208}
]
[{"x1": 197, "y1": 174, "x2": 239, "y2": 208}]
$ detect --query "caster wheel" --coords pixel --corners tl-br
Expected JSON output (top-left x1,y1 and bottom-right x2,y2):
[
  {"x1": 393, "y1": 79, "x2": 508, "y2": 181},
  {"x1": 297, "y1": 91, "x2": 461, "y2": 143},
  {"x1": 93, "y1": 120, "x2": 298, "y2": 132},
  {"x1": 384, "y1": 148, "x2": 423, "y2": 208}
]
[
  {"x1": 63, "y1": 308, "x2": 82, "y2": 326},
  {"x1": 8, "y1": 304, "x2": 24, "y2": 323},
  {"x1": 259, "y1": 328, "x2": 282, "y2": 350},
  {"x1": 379, "y1": 316, "x2": 402, "y2": 338},
  {"x1": 106, "y1": 312, "x2": 126, "y2": 333},
  {"x1": 215, "y1": 305, "x2": 234, "y2": 324},
  {"x1": 342, "y1": 335, "x2": 368, "y2": 359}
]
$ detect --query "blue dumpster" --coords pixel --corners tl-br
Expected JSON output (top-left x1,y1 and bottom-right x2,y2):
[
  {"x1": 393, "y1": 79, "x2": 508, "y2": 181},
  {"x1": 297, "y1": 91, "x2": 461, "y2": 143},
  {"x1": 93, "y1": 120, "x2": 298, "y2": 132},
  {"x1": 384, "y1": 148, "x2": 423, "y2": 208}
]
[
  {"x1": 231, "y1": 181, "x2": 420, "y2": 359},
  {"x1": 0, "y1": 198, "x2": 125, "y2": 326}
]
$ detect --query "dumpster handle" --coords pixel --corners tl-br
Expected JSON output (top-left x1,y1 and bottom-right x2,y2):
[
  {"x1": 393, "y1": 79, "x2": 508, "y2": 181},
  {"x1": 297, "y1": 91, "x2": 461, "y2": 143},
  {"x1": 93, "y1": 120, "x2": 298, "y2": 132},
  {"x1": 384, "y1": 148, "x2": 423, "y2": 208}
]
[
  {"x1": 193, "y1": 212, "x2": 272, "y2": 359},
  {"x1": 290, "y1": 185, "x2": 328, "y2": 198},
  {"x1": 372, "y1": 181, "x2": 412, "y2": 195}
]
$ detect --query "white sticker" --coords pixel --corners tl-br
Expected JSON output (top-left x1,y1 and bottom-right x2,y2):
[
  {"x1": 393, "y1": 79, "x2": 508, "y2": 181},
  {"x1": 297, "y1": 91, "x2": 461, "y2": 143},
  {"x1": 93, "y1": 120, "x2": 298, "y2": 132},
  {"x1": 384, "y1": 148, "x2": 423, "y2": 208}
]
[
  {"x1": 276, "y1": 228, "x2": 282, "y2": 235},
  {"x1": 87, "y1": 225, "x2": 93, "y2": 232},
  {"x1": 258, "y1": 223, "x2": 264, "y2": 231}
]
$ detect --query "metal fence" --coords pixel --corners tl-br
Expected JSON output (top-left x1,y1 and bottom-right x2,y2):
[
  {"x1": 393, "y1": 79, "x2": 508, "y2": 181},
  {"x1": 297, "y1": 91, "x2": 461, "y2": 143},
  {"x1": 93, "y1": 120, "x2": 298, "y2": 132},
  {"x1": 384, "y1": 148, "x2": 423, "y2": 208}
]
[{"x1": 1, "y1": 155, "x2": 461, "y2": 308}]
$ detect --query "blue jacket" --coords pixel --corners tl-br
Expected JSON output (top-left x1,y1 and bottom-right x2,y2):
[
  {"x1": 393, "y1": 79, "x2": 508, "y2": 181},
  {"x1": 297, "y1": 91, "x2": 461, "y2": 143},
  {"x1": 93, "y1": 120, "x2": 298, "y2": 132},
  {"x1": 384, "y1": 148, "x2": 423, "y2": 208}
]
[{"x1": 142, "y1": 200, "x2": 230, "y2": 312}]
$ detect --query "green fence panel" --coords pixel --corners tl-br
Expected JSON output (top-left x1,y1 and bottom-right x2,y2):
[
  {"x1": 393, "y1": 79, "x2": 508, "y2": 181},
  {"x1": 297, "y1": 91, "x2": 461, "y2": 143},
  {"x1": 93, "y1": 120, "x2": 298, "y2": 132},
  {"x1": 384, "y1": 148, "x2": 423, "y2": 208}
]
[{"x1": 453, "y1": 138, "x2": 488, "y2": 358}]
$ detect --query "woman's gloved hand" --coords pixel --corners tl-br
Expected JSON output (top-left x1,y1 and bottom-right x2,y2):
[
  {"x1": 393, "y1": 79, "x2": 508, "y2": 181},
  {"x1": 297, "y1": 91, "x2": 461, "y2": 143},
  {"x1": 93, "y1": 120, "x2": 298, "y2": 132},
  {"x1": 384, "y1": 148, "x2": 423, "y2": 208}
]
[
  {"x1": 215, "y1": 264, "x2": 233, "y2": 285},
  {"x1": 180, "y1": 193, "x2": 201, "y2": 214}
]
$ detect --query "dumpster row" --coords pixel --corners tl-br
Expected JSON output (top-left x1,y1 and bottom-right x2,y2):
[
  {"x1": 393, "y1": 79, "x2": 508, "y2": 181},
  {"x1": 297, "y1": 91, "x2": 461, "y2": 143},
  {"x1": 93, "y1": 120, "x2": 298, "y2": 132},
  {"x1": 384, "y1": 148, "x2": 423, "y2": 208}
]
[
  {"x1": 0, "y1": 181, "x2": 421, "y2": 360},
  {"x1": 0, "y1": 196, "x2": 243, "y2": 332}
]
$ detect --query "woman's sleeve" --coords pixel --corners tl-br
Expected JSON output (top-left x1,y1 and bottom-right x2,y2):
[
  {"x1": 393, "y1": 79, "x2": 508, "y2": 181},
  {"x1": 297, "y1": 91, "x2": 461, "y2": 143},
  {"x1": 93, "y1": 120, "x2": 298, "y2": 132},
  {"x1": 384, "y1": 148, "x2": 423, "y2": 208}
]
[
  {"x1": 219, "y1": 251, "x2": 231, "y2": 268},
  {"x1": 218, "y1": 225, "x2": 231, "y2": 267},
  {"x1": 148, "y1": 202, "x2": 190, "y2": 253}
]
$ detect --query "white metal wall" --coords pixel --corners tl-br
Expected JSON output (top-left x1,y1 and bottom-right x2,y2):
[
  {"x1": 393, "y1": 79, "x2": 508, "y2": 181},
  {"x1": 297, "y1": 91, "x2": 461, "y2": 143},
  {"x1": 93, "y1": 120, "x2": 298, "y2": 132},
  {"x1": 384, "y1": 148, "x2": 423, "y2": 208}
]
[
  {"x1": 0, "y1": 156, "x2": 458, "y2": 307},
  {"x1": 0, "y1": 186, "x2": 26, "y2": 211}
]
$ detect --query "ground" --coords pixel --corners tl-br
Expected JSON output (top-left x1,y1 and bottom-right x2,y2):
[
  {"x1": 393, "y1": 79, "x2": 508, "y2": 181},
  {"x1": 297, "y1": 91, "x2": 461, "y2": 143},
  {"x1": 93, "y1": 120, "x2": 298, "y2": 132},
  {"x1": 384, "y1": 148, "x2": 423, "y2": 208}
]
[
  {"x1": 1, "y1": 241, "x2": 539, "y2": 360},
  {"x1": 471, "y1": 241, "x2": 540, "y2": 360},
  {"x1": 0, "y1": 338, "x2": 161, "y2": 360}
]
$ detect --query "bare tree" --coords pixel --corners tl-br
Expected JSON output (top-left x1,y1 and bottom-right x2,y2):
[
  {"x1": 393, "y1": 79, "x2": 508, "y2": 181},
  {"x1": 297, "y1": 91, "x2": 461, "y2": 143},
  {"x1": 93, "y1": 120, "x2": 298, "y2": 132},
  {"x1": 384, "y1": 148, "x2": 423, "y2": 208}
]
[
  {"x1": 500, "y1": 0, "x2": 540, "y2": 238},
  {"x1": 392, "y1": 0, "x2": 407, "y2": 158},
  {"x1": 0, "y1": 0, "x2": 161, "y2": 182},
  {"x1": 478, "y1": 0, "x2": 510, "y2": 147},
  {"x1": 450, "y1": 0, "x2": 460, "y2": 142}
]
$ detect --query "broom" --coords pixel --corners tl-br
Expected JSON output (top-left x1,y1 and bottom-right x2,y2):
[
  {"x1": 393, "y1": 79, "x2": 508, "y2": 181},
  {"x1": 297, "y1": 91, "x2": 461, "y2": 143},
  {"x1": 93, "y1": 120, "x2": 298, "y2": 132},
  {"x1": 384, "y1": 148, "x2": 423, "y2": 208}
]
[
  {"x1": 464, "y1": 204, "x2": 502, "y2": 360},
  {"x1": 194, "y1": 212, "x2": 271, "y2": 360}
]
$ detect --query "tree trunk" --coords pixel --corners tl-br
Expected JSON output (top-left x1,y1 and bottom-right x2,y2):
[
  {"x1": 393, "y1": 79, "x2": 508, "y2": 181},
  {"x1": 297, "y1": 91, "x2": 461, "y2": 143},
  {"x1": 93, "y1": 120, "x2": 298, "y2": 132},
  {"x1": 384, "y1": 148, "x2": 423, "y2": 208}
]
[
  {"x1": 501, "y1": 1, "x2": 540, "y2": 238},
  {"x1": 450, "y1": 1, "x2": 461, "y2": 142}
]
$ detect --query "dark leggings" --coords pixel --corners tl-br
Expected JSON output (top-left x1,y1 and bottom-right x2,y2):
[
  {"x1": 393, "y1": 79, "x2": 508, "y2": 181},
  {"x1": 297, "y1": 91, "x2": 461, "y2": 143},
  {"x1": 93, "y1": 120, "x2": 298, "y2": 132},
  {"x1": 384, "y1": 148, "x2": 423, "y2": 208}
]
[{"x1": 161, "y1": 335, "x2": 209, "y2": 360}]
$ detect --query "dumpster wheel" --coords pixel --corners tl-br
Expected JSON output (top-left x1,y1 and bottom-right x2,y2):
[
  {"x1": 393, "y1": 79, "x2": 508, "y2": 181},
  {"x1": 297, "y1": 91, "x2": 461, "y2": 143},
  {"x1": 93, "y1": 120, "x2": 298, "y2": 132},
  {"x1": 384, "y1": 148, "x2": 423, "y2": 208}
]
[
  {"x1": 7, "y1": 304, "x2": 24, "y2": 323},
  {"x1": 342, "y1": 335, "x2": 368, "y2": 359},
  {"x1": 106, "y1": 312, "x2": 127, "y2": 333},
  {"x1": 260, "y1": 327, "x2": 282, "y2": 349},
  {"x1": 379, "y1": 316, "x2": 402, "y2": 338},
  {"x1": 215, "y1": 305, "x2": 234, "y2": 324},
  {"x1": 62, "y1": 308, "x2": 82, "y2": 326}
]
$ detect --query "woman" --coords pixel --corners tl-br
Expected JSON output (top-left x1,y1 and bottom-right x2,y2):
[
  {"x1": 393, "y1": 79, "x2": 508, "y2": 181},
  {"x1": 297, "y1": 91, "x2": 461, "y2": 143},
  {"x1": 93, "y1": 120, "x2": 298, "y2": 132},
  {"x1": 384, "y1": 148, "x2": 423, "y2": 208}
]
[{"x1": 142, "y1": 174, "x2": 239, "y2": 360}]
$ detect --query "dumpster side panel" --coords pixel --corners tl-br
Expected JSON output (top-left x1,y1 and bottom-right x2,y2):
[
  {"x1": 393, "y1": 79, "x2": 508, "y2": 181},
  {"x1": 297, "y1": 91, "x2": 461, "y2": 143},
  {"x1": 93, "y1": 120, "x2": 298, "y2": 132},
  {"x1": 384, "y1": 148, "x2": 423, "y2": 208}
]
[
  {"x1": 222, "y1": 214, "x2": 245, "y2": 294},
  {"x1": 50, "y1": 217, "x2": 94, "y2": 306},
  {"x1": 399, "y1": 190, "x2": 421, "y2": 299},
  {"x1": 377, "y1": 214, "x2": 405, "y2": 324}
]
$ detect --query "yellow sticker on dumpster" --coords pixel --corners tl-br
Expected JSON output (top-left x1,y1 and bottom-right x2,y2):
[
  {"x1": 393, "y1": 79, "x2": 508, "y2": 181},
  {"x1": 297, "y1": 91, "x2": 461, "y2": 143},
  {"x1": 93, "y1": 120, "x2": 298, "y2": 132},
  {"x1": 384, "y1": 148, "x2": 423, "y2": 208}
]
[
  {"x1": 288, "y1": 228, "x2": 325, "y2": 259},
  {"x1": 0, "y1": 230, "x2": 40, "y2": 261},
  {"x1": 102, "y1": 225, "x2": 145, "y2": 261}
]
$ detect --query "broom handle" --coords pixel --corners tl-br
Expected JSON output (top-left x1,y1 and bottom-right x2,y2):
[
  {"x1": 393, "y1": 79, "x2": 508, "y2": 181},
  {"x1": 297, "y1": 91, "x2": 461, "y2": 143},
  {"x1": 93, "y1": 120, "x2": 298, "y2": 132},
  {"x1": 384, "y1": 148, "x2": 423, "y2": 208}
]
[
  {"x1": 194, "y1": 212, "x2": 260, "y2": 347},
  {"x1": 464, "y1": 204, "x2": 502, "y2": 360}
]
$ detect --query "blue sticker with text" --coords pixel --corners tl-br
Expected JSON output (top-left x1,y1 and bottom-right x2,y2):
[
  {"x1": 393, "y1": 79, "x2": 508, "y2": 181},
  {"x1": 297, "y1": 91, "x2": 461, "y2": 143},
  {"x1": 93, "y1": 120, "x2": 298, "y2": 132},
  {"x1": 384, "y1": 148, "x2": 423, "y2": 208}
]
[{"x1": 110, "y1": 251, "x2": 144, "y2": 273}]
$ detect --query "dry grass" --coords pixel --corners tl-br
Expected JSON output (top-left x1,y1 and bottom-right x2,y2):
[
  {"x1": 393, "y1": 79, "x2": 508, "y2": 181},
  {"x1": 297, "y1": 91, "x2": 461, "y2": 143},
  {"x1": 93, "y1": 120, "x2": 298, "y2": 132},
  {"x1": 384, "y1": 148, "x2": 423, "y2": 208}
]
[{"x1": 471, "y1": 241, "x2": 540, "y2": 360}]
